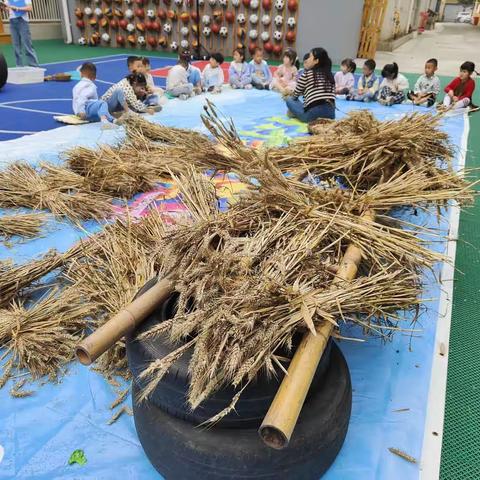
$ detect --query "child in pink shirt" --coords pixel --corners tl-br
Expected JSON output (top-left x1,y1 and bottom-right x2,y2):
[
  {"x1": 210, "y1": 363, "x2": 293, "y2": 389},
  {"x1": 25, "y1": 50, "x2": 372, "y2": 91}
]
[
  {"x1": 334, "y1": 58, "x2": 356, "y2": 95},
  {"x1": 271, "y1": 49, "x2": 299, "y2": 96}
]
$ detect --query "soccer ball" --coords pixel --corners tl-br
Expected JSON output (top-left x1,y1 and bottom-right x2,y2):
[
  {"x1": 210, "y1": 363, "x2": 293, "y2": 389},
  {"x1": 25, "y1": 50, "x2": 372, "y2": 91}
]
[
  {"x1": 138, "y1": 35, "x2": 146, "y2": 45},
  {"x1": 237, "y1": 13, "x2": 246, "y2": 24},
  {"x1": 208, "y1": 0, "x2": 216, "y2": 5},
  {"x1": 202, "y1": 15, "x2": 211, "y2": 24},
  {"x1": 125, "y1": 8, "x2": 134, "y2": 18},
  {"x1": 203, "y1": 26, "x2": 211, "y2": 36},
  {"x1": 273, "y1": 30, "x2": 282, "y2": 40},
  {"x1": 274, "y1": 14, "x2": 283, "y2": 25},
  {"x1": 274, "y1": 0, "x2": 284, "y2": 9},
  {"x1": 174, "y1": 0, "x2": 183, "y2": 4},
  {"x1": 171, "y1": 41, "x2": 178, "y2": 50},
  {"x1": 101, "y1": 32, "x2": 111, "y2": 41},
  {"x1": 125, "y1": 0, "x2": 132, "y2": 4},
  {"x1": 250, "y1": 0, "x2": 259, "y2": 8},
  {"x1": 94, "y1": 7, "x2": 103, "y2": 16},
  {"x1": 181, "y1": 39, "x2": 189, "y2": 48},
  {"x1": 198, "y1": 0, "x2": 205, "y2": 4},
  {"x1": 147, "y1": 9, "x2": 155, "y2": 18},
  {"x1": 248, "y1": 29, "x2": 258, "y2": 39},
  {"x1": 231, "y1": 0, "x2": 240, "y2": 5},
  {"x1": 249, "y1": 14, "x2": 258, "y2": 24},
  {"x1": 260, "y1": 31, "x2": 269, "y2": 41},
  {"x1": 181, "y1": 26, "x2": 189, "y2": 35},
  {"x1": 163, "y1": 22, "x2": 172, "y2": 32},
  {"x1": 78, "y1": 36, "x2": 87, "y2": 45},
  {"x1": 287, "y1": 16, "x2": 295, "y2": 28},
  {"x1": 219, "y1": 0, "x2": 227, "y2": 6},
  {"x1": 84, "y1": 7, "x2": 93, "y2": 16},
  {"x1": 127, "y1": 23, "x2": 135, "y2": 31},
  {"x1": 261, "y1": 14, "x2": 270, "y2": 25},
  {"x1": 219, "y1": 26, "x2": 228, "y2": 36}
]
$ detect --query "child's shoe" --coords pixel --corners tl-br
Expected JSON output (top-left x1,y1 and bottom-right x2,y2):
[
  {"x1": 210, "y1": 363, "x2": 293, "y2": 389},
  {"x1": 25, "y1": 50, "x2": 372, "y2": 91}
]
[
  {"x1": 179, "y1": 94, "x2": 189, "y2": 100},
  {"x1": 245, "y1": 84, "x2": 253, "y2": 90}
]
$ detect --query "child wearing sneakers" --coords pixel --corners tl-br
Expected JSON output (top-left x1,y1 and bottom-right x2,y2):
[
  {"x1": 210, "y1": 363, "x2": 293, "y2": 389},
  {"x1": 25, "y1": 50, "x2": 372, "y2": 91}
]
[
  {"x1": 72, "y1": 62, "x2": 117, "y2": 128},
  {"x1": 377, "y1": 62, "x2": 409, "y2": 106},
  {"x1": 167, "y1": 51, "x2": 196, "y2": 100},
  {"x1": 229, "y1": 48, "x2": 253, "y2": 89},
  {"x1": 202, "y1": 52, "x2": 225, "y2": 93},
  {"x1": 443, "y1": 61, "x2": 477, "y2": 110},
  {"x1": 346, "y1": 59, "x2": 379, "y2": 102},
  {"x1": 408, "y1": 58, "x2": 440, "y2": 107}
]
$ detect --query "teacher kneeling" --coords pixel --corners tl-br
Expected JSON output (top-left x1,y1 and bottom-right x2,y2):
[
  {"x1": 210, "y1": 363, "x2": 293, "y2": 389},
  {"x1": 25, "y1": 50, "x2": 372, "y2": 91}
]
[{"x1": 286, "y1": 47, "x2": 335, "y2": 123}]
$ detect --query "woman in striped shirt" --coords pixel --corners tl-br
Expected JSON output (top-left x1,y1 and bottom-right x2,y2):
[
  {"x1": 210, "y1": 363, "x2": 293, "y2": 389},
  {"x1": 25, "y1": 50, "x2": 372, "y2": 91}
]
[{"x1": 286, "y1": 47, "x2": 336, "y2": 122}]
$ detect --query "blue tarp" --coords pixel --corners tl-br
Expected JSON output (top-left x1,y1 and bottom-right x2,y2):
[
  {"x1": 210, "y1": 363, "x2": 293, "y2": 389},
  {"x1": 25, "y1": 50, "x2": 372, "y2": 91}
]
[{"x1": 0, "y1": 89, "x2": 467, "y2": 479}]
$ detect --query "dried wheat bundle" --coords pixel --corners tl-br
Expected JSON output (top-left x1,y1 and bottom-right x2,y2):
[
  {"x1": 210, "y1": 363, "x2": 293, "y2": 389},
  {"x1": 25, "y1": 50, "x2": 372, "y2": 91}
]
[
  {"x1": 123, "y1": 114, "x2": 211, "y2": 148},
  {"x1": 64, "y1": 211, "x2": 167, "y2": 378},
  {"x1": 0, "y1": 287, "x2": 95, "y2": 389},
  {"x1": 0, "y1": 244, "x2": 84, "y2": 307},
  {"x1": 0, "y1": 163, "x2": 113, "y2": 222},
  {"x1": 0, "y1": 213, "x2": 47, "y2": 239}
]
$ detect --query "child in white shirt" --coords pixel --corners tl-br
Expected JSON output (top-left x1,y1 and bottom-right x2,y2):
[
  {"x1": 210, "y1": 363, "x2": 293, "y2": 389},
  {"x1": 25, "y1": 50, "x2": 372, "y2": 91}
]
[
  {"x1": 72, "y1": 62, "x2": 117, "y2": 127},
  {"x1": 167, "y1": 52, "x2": 195, "y2": 100},
  {"x1": 407, "y1": 58, "x2": 440, "y2": 107},
  {"x1": 202, "y1": 52, "x2": 225, "y2": 93},
  {"x1": 378, "y1": 62, "x2": 409, "y2": 106},
  {"x1": 334, "y1": 58, "x2": 356, "y2": 95}
]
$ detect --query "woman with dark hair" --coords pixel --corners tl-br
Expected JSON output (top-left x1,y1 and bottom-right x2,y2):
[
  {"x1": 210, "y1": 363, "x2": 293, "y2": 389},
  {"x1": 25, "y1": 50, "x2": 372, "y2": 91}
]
[{"x1": 285, "y1": 47, "x2": 336, "y2": 122}]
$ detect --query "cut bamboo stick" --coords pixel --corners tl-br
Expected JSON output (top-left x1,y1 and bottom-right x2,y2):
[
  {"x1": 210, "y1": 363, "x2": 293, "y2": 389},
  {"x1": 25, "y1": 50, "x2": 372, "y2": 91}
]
[
  {"x1": 259, "y1": 210, "x2": 375, "y2": 450},
  {"x1": 75, "y1": 276, "x2": 175, "y2": 365}
]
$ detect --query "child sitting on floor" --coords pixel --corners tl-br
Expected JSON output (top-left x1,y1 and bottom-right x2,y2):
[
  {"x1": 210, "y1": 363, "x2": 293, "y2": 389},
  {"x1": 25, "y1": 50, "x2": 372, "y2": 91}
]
[
  {"x1": 141, "y1": 57, "x2": 167, "y2": 105},
  {"x1": 346, "y1": 59, "x2": 379, "y2": 102},
  {"x1": 187, "y1": 62, "x2": 203, "y2": 95},
  {"x1": 229, "y1": 48, "x2": 252, "y2": 89},
  {"x1": 127, "y1": 56, "x2": 162, "y2": 109},
  {"x1": 271, "y1": 49, "x2": 298, "y2": 96},
  {"x1": 202, "y1": 52, "x2": 225, "y2": 93},
  {"x1": 72, "y1": 62, "x2": 117, "y2": 128},
  {"x1": 167, "y1": 51, "x2": 196, "y2": 100},
  {"x1": 334, "y1": 58, "x2": 356, "y2": 95},
  {"x1": 249, "y1": 47, "x2": 272, "y2": 90},
  {"x1": 102, "y1": 73, "x2": 155, "y2": 115},
  {"x1": 442, "y1": 61, "x2": 477, "y2": 110},
  {"x1": 378, "y1": 62, "x2": 409, "y2": 106},
  {"x1": 408, "y1": 58, "x2": 440, "y2": 107}
]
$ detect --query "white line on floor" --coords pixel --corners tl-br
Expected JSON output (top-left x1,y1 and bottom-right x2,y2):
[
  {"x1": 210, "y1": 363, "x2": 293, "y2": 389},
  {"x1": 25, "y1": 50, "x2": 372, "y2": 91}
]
[
  {"x1": 40, "y1": 54, "x2": 127, "y2": 67},
  {"x1": 0, "y1": 104, "x2": 66, "y2": 115},
  {"x1": 419, "y1": 112, "x2": 470, "y2": 480},
  {"x1": 0, "y1": 129, "x2": 35, "y2": 134},
  {"x1": 0, "y1": 99, "x2": 71, "y2": 105}
]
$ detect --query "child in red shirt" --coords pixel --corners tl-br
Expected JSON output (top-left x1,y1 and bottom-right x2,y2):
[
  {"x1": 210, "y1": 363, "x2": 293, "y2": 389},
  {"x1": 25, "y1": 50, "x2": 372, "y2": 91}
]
[{"x1": 443, "y1": 61, "x2": 477, "y2": 109}]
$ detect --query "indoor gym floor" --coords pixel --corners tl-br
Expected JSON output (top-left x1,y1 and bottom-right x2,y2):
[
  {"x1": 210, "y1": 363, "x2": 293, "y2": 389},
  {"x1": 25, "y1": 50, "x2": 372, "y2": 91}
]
[{"x1": 1, "y1": 39, "x2": 480, "y2": 479}]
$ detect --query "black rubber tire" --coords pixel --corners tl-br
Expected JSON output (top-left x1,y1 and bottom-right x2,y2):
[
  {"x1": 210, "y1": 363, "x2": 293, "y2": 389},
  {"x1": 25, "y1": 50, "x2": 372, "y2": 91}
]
[
  {"x1": 132, "y1": 341, "x2": 352, "y2": 480},
  {"x1": 0, "y1": 53, "x2": 7, "y2": 90},
  {"x1": 126, "y1": 277, "x2": 332, "y2": 429}
]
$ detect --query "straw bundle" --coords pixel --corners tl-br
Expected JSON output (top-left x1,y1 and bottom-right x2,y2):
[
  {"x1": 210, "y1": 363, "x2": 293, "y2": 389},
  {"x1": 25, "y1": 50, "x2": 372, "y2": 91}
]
[
  {"x1": 123, "y1": 114, "x2": 211, "y2": 148},
  {"x1": 0, "y1": 288, "x2": 95, "y2": 388},
  {"x1": 134, "y1": 110, "x2": 476, "y2": 422},
  {"x1": 0, "y1": 213, "x2": 47, "y2": 239},
  {"x1": 0, "y1": 163, "x2": 113, "y2": 222},
  {"x1": 64, "y1": 210, "x2": 167, "y2": 378},
  {"x1": 0, "y1": 244, "x2": 83, "y2": 308}
]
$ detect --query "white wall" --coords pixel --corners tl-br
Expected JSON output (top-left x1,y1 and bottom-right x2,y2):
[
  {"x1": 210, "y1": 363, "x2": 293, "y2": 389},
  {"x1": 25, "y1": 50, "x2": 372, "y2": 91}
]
[
  {"x1": 296, "y1": 0, "x2": 364, "y2": 64},
  {"x1": 2, "y1": 21, "x2": 62, "y2": 40},
  {"x1": 380, "y1": 0, "x2": 435, "y2": 41},
  {"x1": 443, "y1": 4, "x2": 470, "y2": 21}
]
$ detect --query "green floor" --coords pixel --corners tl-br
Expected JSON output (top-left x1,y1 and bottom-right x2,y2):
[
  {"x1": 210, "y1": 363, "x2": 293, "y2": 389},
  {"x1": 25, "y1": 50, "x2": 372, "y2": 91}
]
[{"x1": 1, "y1": 39, "x2": 480, "y2": 479}]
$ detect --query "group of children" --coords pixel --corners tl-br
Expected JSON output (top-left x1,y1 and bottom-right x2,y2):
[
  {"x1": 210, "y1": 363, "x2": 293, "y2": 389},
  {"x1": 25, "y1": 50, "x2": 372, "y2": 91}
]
[
  {"x1": 337, "y1": 56, "x2": 477, "y2": 110},
  {"x1": 71, "y1": 47, "x2": 477, "y2": 128}
]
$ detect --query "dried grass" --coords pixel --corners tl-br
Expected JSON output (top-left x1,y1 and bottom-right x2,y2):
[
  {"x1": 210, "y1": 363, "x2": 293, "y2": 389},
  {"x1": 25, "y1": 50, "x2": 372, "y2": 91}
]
[
  {"x1": 0, "y1": 213, "x2": 48, "y2": 239},
  {"x1": 0, "y1": 163, "x2": 113, "y2": 222},
  {"x1": 0, "y1": 287, "x2": 95, "y2": 388}
]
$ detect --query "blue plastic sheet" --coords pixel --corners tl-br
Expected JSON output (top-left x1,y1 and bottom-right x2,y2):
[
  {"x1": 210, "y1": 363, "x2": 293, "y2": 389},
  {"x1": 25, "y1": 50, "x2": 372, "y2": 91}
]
[{"x1": 0, "y1": 90, "x2": 467, "y2": 479}]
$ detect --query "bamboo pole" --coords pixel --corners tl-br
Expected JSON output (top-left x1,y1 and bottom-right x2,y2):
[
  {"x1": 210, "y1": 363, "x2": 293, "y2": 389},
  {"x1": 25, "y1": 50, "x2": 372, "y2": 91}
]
[
  {"x1": 259, "y1": 210, "x2": 375, "y2": 450},
  {"x1": 75, "y1": 276, "x2": 175, "y2": 365}
]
